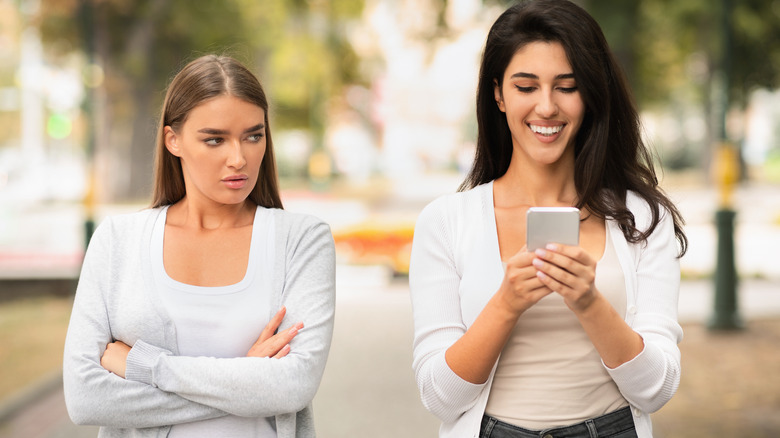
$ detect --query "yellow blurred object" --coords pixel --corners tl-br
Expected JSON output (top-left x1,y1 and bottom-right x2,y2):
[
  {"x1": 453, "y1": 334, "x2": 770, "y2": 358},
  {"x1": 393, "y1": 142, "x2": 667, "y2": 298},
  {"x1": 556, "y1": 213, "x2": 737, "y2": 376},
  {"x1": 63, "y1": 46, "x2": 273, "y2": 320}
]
[
  {"x1": 308, "y1": 151, "x2": 332, "y2": 184},
  {"x1": 712, "y1": 143, "x2": 739, "y2": 208},
  {"x1": 332, "y1": 220, "x2": 415, "y2": 274},
  {"x1": 83, "y1": 165, "x2": 96, "y2": 217}
]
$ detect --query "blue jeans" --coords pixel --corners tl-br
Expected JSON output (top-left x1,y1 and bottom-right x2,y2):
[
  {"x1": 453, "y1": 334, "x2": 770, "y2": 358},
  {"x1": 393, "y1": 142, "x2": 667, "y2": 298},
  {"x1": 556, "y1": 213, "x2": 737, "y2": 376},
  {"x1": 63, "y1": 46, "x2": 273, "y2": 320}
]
[{"x1": 480, "y1": 407, "x2": 637, "y2": 438}]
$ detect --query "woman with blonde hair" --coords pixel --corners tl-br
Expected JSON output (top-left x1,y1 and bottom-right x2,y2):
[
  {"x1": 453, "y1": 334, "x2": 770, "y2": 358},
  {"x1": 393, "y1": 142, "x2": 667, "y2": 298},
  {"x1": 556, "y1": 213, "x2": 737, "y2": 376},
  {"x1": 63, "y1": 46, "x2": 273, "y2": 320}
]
[{"x1": 64, "y1": 54, "x2": 335, "y2": 437}]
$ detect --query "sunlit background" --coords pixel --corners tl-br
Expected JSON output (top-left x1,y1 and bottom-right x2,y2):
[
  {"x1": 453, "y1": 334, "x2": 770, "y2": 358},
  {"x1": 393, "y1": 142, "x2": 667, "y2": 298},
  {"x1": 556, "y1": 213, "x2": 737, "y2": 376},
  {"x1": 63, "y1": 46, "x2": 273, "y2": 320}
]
[{"x1": 0, "y1": 0, "x2": 779, "y2": 437}]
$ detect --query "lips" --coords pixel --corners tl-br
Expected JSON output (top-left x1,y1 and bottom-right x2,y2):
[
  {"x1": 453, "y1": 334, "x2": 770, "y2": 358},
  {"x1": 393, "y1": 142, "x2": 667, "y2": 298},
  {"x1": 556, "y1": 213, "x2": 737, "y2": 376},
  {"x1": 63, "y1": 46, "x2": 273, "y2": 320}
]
[
  {"x1": 529, "y1": 124, "x2": 564, "y2": 135},
  {"x1": 527, "y1": 122, "x2": 566, "y2": 143},
  {"x1": 528, "y1": 122, "x2": 565, "y2": 135},
  {"x1": 222, "y1": 174, "x2": 248, "y2": 189}
]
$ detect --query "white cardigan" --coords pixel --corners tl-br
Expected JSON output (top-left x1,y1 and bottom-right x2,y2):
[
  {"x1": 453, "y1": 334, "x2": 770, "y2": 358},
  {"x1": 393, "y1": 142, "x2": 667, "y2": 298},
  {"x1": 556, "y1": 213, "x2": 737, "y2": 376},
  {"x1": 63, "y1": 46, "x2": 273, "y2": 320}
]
[{"x1": 409, "y1": 182, "x2": 682, "y2": 438}]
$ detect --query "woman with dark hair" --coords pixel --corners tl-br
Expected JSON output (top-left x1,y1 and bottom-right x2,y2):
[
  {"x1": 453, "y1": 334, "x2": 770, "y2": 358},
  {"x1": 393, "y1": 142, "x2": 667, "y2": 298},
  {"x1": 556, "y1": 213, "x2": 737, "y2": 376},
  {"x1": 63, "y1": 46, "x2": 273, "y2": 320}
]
[
  {"x1": 410, "y1": 1, "x2": 687, "y2": 437},
  {"x1": 64, "y1": 55, "x2": 335, "y2": 437}
]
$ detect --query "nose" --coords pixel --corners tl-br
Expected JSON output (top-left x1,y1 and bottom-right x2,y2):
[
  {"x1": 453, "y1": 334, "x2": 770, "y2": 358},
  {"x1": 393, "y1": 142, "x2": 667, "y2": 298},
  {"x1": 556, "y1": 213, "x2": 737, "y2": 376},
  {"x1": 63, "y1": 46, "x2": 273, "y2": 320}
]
[
  {"x1": 535, "y1": 89, "x2": 558, "y2": 118},
  {"x1": 226, "y1": 139, "x2": 246, "y2": 170}
]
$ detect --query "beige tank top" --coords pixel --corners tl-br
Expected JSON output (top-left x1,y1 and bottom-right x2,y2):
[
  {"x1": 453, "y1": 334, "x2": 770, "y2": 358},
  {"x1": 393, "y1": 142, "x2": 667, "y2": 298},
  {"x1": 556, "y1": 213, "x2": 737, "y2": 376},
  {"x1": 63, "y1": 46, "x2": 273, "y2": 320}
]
[{"x1": 485, "y1": 226, "x2": 629, "y2": 429}]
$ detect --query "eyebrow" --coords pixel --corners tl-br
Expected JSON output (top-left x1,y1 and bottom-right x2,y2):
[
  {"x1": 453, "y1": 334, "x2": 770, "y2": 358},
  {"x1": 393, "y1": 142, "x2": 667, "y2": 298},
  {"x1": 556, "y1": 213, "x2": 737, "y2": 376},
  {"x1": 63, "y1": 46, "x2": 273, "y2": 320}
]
[
  {"x1": 197, "y1": 123, "x2": 265, "y2": 135},
  {"x1": 509, "y1": 72, "x2": 576, "y2": 80}
]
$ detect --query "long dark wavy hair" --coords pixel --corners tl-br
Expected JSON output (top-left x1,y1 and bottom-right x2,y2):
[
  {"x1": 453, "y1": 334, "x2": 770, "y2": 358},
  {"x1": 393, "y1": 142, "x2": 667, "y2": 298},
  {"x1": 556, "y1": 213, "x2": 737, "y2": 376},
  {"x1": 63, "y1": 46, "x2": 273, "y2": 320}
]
[
  {"x1": 461, "y1": 0, "x2": 687, "y2": 256},
  {"x1": 151, "y1": 54, "x2": 283, "y2": 209}
]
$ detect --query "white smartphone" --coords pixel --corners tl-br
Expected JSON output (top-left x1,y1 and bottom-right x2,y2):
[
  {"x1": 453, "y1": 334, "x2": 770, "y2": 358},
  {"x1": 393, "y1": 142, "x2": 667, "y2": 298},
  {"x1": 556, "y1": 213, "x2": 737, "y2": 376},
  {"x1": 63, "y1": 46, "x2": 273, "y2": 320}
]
[{"x1": 526, "y1": 207, "x2": 580, "y2": 251}]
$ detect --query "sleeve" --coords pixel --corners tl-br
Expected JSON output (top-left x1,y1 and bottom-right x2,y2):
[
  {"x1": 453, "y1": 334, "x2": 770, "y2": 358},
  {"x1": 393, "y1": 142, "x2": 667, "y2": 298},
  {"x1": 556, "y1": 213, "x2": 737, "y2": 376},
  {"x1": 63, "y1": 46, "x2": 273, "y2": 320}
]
[
  {"x1": 409, "y1": 199, "x2": 487, "y2": 424},
  {"x1": 63, "y1": 218, "x2": 228, "y2": 428},
  {"x1": 123, "y1": 217, "x2": 336, "y2": 418},
  {"x1": 606, "y1": 203, "x2": 684, "y2": 413}
]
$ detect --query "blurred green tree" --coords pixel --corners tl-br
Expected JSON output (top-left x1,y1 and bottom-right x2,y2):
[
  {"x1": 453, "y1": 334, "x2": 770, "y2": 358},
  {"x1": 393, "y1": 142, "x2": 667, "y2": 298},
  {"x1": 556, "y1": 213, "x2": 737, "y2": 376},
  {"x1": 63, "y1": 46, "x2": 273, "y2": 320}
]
[{"x1": 35, "y1": 0, "x2": 363, "y2": 200}]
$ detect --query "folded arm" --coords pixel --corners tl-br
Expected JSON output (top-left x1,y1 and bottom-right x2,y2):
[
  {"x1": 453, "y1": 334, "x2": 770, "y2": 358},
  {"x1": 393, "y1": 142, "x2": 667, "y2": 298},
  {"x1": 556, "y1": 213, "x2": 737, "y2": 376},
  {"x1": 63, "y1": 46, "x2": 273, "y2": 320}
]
[{"x1": 123, "y1": 218, "x2": 336, "y2": 418}]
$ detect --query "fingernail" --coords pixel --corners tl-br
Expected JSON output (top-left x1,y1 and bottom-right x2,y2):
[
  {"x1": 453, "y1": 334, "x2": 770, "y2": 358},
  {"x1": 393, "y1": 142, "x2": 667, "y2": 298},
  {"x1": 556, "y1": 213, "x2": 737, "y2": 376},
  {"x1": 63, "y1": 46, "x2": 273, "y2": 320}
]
[
  {"x1": 535, "y1": 248, "x2": 546, "y2": 257},
  {"x1": 546, "y1": 243, "x2": 558, "y2": 250},
  {"x1": 532, "y1": 258, "x2": 543, "y2": 268},
  {"x1": 536, "y1": 271, "x2": 547, "y2": 279}
]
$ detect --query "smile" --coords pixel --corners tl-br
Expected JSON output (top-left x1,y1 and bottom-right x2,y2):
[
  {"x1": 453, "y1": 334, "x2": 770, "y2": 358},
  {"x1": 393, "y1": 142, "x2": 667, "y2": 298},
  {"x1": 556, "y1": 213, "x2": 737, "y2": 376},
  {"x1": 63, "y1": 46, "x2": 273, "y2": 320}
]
[{"x1": 529, "y1": 124, "x2": 564, "y2": 136}]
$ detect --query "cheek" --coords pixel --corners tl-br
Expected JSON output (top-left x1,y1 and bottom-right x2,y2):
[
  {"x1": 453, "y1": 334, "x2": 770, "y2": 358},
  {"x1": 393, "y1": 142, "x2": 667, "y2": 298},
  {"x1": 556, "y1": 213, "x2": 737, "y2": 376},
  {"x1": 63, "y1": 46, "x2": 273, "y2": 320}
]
[{"x1": 252, "y1": 144, "x2": 267, "y2": 165}]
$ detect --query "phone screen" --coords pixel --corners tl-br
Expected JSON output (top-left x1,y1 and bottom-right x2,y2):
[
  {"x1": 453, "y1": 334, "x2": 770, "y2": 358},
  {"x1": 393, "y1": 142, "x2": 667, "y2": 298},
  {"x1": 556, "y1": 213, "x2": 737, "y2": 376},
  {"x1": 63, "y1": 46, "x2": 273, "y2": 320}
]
[{"x1": 526, "y1": 207, "x2": 580, "y2": 251}]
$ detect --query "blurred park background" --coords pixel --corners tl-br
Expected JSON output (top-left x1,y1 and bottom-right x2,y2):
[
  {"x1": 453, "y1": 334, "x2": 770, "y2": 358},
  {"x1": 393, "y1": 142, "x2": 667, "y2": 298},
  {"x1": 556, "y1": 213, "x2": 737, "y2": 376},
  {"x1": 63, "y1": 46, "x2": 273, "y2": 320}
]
[{"x1": 0, "y1": 0, "x2": 779, "y2": 437}]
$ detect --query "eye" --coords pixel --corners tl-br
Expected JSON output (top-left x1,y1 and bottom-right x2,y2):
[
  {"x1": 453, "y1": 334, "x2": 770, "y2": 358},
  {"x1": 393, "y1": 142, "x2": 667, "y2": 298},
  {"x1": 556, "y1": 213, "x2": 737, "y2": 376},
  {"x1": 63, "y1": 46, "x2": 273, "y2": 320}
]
[
  {"x1": 515, "y1": 85, "x2": 535, "y2": 93},
  {"x1": 204, "y1": 138, "x2": 223, "y2": 146},
  {"x1": 557, "y1": 86, "x2": 578, "y2": 94},
  {"x1": 246, "y1": 133, "x2": 265, "y2": 143}
]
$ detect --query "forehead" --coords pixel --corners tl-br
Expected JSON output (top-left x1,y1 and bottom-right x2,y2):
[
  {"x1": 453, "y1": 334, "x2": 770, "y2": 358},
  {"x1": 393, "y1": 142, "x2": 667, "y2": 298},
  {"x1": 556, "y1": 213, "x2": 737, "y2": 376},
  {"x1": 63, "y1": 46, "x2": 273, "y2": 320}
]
[
  {"x1": 503, "y1": 41, "x2": 572, "y2": 79},
  {"x1": 185, "y1": 95, "x2": 265, "y2": 127}
]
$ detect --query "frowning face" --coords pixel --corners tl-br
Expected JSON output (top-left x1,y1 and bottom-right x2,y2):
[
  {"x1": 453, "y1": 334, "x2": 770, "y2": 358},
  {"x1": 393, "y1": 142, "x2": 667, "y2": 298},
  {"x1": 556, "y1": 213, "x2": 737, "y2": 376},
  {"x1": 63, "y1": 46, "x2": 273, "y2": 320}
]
[{"x1": 164, "y1": 95, "x2": 266, "y2": 208}]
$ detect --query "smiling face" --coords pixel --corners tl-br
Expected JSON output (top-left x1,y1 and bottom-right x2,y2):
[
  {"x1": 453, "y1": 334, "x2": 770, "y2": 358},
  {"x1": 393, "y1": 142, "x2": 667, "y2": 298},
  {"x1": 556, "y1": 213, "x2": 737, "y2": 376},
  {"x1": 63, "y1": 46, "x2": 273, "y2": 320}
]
[
  {"x1": 494, "y1": 41, "x2": 585, "y2": 169},
  {"x1": 164, "y1": 94, "x2": 266, "y2": 208}
]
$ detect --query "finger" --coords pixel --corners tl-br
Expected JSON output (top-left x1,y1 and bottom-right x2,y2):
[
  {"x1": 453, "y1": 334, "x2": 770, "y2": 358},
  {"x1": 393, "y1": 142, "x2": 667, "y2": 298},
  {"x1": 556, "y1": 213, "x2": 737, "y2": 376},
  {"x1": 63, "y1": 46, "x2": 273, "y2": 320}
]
[
  {"x1": 264, "y1": 322, "x2": 304, "y2": 355},
  {"x1": 507, "y1": 248, "x2": 534, "y2": 266},
  {"x1": 542, "y1": 243, "x2": 594, "y2": 266},
  {"x1": 534, "y1": 247, "x2": 586, "y2": 276},
  {"x1": 279, "y1": 322, "x2": 303, "y2": 344},
  {"x1": 535, "y1": 268, "x2": 564, "y2": 293},
  {"x1": 257, "y1": 307, "x2": 287, "y2": 343},
  {"x1": 505, "y1": 264, "x2": 540, "y2": 284},
  {"x1": 534, "y1": 257, "x2": 593, "y2": 295},
  {"x1": 273, "y1": 344, "x2": 291, "y2": 359},
  {"x1": 534, "y1": 260, "x2": 569, "y2": 289}
]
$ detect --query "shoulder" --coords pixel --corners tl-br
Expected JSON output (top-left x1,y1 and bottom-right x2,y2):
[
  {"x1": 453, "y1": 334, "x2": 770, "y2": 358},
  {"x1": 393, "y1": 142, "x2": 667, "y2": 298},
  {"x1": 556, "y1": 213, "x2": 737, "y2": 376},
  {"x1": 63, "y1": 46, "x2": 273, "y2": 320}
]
[
  {"x1": 91, "y1": 208, "x2": 162, "y2": 242},
  {"x1": 266, "y1": 208, "x2": 333, "y2": 254},
  {"x1": 418, "y1": 182, "x2": 490, "y2": 225},
  {"x1": 82, "y1": 208, "x2": 162, "y2": 263},
  {"x1": 102, "y1": 207, "x2": 162, "y2": 227},
  {"x1": 625, "y1": 190, "x2": 674, "y2": 230},
  {"x1": 268, "y1": 208, "x2": 330, "y2": 234}
]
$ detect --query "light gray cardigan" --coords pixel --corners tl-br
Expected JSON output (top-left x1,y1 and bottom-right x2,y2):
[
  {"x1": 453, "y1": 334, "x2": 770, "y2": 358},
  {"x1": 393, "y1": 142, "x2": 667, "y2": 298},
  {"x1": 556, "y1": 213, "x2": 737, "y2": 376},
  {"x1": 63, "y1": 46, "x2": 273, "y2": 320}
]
[{"x1": 63, "y1": 207, "x2": 336, "y2": 437}]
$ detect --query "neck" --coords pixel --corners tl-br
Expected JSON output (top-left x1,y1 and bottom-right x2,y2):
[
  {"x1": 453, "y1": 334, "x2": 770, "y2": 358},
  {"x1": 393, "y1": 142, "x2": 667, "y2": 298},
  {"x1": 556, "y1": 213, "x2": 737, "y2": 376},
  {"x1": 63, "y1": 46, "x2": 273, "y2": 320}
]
[
  {"x1": 495, "y1": 156, "x2": 577, "y2": 208},
  {"x1": 167, "y1": 197, "x2": 255, "y2": 230}
]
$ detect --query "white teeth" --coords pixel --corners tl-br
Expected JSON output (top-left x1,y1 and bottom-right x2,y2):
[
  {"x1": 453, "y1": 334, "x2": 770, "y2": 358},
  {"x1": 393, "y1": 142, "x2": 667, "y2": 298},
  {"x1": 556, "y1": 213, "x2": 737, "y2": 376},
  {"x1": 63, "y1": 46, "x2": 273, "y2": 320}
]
[{"x1": 530, "y1": 124, "x2": 563, "y2": 135}]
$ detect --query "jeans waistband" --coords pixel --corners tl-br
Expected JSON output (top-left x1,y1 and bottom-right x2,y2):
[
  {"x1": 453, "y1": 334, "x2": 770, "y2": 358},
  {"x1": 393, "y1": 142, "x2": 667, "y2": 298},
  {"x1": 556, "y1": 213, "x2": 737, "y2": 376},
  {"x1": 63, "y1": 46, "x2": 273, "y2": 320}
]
[{"x1": 480, "y1": 406, "x2": 636, "y2": 438}]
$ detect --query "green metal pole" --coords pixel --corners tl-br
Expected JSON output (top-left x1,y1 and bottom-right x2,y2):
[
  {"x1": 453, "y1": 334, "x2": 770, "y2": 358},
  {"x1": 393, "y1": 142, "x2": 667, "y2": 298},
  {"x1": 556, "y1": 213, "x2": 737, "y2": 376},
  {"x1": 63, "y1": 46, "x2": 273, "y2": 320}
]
[
  {"x1": 708, "y1": 0, "x2": 742, "y2": 330},
  {"x1": 708, "y1": 209, "x2": 743, "y2": 329}
]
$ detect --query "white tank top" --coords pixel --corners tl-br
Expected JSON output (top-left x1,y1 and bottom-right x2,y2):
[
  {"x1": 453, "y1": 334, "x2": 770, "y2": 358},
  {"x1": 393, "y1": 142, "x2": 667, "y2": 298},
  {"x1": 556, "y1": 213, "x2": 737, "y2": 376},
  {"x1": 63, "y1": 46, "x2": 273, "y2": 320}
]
[
  {"x1": 485, "y1": 226, "x2": 629, "y2": 429},
  {"x1": 151, "y1": 205, "x2": 277, "y2": 437}
]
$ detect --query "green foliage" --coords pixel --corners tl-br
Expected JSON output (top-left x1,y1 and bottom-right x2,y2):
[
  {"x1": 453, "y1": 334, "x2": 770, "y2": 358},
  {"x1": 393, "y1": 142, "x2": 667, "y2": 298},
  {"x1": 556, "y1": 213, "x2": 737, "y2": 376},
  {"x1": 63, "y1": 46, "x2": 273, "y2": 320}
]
[
  {"x1": 587, "y1": 0, "x2": 779, "y2": 108},
  {"x1": 731, "y1": 0, "x2": 780, "y2": 99},
  {"x1": 36, "y1": 0, "x2": 365, "y2": 131}
]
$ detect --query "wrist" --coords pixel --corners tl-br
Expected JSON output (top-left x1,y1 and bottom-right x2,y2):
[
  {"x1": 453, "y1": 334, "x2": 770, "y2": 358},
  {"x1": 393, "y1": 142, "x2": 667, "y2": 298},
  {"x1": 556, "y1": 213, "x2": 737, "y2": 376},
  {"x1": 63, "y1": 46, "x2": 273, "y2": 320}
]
[
  {"x1": 487, "y1": 291, "x2": 524, "y2": 325},
  {"x1": 571, "y1": 290, "x2": 606, "y2": 319}
]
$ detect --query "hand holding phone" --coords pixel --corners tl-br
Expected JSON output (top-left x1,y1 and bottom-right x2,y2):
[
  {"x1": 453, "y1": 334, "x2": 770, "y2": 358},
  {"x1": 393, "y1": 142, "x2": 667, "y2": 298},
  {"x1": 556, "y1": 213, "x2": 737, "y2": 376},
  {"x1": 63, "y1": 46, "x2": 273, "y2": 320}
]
[{"x1": 526, "y1": 207, "x2": 580, "y2": 251}]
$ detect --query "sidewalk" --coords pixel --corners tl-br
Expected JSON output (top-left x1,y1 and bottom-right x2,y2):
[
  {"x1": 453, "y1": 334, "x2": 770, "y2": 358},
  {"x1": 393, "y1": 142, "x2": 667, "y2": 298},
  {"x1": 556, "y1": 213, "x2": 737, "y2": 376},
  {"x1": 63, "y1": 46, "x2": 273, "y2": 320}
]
[{"x1": 0, "y1": 274, "x2": 777, "y2": 438}]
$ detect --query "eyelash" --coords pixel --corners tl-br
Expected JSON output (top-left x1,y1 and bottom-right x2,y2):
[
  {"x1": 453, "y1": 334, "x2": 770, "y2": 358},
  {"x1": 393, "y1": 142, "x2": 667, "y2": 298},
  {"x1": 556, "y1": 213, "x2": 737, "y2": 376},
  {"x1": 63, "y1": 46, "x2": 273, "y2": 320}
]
[
  {"x1": 203, "y1": 133, "x2": 264, "y2": 146},
  {"x1": 514, "y1": 86, "x2": 578, "y2": 94}
]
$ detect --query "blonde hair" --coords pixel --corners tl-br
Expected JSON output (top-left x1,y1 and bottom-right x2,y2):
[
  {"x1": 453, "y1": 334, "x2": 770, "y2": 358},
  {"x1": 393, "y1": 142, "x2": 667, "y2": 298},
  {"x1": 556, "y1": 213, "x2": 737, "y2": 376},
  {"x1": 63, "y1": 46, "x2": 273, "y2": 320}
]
[{"x1": 151, "y1": 54, "x2": 283, "y2": 209}]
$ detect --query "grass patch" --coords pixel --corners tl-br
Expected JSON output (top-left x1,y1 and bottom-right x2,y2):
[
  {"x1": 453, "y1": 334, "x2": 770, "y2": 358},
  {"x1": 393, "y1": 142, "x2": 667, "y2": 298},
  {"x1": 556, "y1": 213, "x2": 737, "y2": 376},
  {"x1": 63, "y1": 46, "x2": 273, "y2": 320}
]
[{"x1": 0, "y1": 295, "x2": 74, "y2": 401}]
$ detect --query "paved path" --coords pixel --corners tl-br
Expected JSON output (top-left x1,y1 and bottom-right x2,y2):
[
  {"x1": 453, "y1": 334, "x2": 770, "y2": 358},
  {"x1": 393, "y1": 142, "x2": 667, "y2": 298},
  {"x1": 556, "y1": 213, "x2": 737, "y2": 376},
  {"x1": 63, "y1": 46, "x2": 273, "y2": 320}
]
[{"x1": 1, "y1": 267, "x2": 777, "y2": 438}]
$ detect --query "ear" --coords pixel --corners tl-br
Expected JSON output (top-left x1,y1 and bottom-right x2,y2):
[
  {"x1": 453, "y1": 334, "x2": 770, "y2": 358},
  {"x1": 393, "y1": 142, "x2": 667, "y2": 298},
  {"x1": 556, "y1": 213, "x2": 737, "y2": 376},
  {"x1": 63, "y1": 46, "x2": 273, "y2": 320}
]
[
  {"x1": 493, "y1": 79, "x2": 505, "y2": 113},
  {"x1": 164, "y1": 126, "x2": 181, "y2": 157}
]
